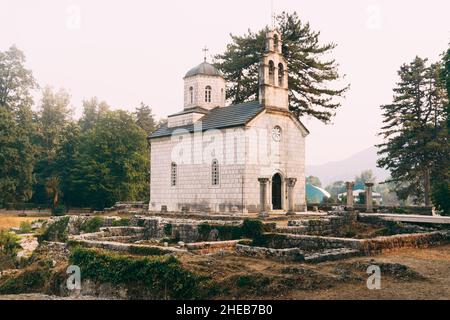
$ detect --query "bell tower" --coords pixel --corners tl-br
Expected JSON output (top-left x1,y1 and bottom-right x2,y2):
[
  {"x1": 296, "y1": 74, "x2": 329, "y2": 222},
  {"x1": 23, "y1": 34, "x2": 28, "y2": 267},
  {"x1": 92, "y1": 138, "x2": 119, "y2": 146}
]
[{"x1": 258, "y1": 29, "x2": 289, "y2": 109}]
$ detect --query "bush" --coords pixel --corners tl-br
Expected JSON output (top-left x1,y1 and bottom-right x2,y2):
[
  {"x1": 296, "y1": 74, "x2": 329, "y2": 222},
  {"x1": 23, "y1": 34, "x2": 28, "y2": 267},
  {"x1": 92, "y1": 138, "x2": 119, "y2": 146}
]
[
  {"x1": 0, "y1": 269, "x2": 51, "y2": 294},
  {"x1": 38, "y1": 217, "x2": 70, "y2": 243},
  {"x1": 432, "y1": 181, "x2": 450, "y2": 216},
  {"x1": 18, "y1": 222, "x2": 32, "y2": 234},
  {"x1": 112, "y1": 218, "x2": 130, "y2": 227},
  {"x1": 52, "y1": 205, "x2": 67, "y2": 216},
  {"x1": 70, "y1": 247, "x2": 215, "y2": 299},
  {"x1": 163, "y1": 223, "x2": 173, "y2": 236},
  {"x1": 128, "y1": 246, "x2": 170, "y2": 256},
  {"x1": 241, "y1": 219, "x2": 268, "y2": 239},
  {"x1": 198, "y1": 219, "x2": 269, "y2": 241},
  {"x1": 0, "y1": 231, "x2": 22, "y2": 256},
  {"x1": 80, "y1": 217, "x2": 104, "y2": 233}
]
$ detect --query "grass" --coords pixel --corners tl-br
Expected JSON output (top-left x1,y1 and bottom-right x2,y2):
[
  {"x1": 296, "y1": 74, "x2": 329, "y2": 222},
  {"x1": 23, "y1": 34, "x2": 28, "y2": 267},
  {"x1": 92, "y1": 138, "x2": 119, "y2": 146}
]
[{"x1": 0, "y1": 215, "x2": 47, "y2": 231}]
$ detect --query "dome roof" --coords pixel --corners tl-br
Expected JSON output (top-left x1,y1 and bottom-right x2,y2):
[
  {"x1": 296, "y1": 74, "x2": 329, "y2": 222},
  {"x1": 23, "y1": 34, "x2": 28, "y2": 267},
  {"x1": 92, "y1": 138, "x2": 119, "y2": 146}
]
[{"x1": 185, "y1": 61, "x2": 223, "y2": 78}]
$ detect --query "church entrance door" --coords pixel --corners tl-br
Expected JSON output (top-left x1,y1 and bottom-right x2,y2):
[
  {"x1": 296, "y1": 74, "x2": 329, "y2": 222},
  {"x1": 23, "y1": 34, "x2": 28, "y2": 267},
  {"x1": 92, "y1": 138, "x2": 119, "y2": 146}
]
[{"x1": 272, "y1": 173, "x2": 282, "y2": 210}]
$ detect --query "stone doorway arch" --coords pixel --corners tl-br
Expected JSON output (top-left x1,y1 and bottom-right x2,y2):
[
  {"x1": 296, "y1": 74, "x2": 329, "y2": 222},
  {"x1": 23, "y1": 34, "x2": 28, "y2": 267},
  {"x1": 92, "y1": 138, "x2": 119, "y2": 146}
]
[{"x1": 272, "y1": 173, "x2": 283, "y2": 210}]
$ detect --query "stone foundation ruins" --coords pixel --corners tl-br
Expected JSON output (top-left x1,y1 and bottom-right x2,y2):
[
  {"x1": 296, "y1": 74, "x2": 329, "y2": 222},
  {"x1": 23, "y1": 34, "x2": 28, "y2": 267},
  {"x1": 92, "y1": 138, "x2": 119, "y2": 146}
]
[{"x1": 42, "y1": 209, "x2": 450, "y2": 265}]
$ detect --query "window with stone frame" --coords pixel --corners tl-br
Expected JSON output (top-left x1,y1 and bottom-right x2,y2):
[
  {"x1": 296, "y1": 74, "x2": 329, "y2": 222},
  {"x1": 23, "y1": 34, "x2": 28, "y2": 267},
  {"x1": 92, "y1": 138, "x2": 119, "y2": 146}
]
[
  {"x1": 189, "y1": 86, "x2": 194, "y2": 103},
  {"x1": 268, "y1": 60, "x2": 275, "y2": 85},
  {"x1": 278, "y1": 63, "x2": 284, "y2": 86},
  {"x1": 211, "y1": 159, "x2": 219, "y2": 186},
  {"x1": 171, "y1": 162, "x2": 177, "y2": 186},
  {"x1": 205, "y1": 86, "x2": 212, "y2": 103}
]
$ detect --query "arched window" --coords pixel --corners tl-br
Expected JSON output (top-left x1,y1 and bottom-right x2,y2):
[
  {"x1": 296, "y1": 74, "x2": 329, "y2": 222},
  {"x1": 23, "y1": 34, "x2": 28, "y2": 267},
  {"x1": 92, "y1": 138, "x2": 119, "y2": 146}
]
[
  {"x1": 189, "y1": 87, "x2": 193, "y2": 104},
  {"x1": 205, "y1": 86, "x2": 212, "y2": 103},
  {"x1": 273, "y1": 34, "x2": 279, "y2": 52},
  {"x1": 278, "y1": 63, "x2": 284, "y2": 86},
  {"x1": 268, "y1": 60, "x2": 275, "y2": 85},
  {"x1": 170, "y1": 162, "x2": 177, "y2": 187},
  {"x1": 211, "y1": 159, "x2": 219, "y2": 186}
]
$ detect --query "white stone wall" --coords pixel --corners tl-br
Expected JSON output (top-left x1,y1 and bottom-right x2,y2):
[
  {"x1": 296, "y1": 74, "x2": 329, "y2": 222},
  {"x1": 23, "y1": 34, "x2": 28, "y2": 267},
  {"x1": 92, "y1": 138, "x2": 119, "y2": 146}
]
[
  {"x1": 243, "y1": 111, "x2": 306, "y2": 213},
  {"x1": 150, "y1": 128, "x2": 247, "y2": 213},
  {"x1": 149, "y1": 111, "x2": 307, "y2": 214},
  {"x1": 184, "y1": 75, "x2": 226, "y2": 110}
]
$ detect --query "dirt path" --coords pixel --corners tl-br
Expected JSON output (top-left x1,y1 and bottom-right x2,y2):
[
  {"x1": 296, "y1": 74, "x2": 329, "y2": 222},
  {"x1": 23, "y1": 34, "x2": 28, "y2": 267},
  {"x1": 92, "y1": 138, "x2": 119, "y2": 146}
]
[
  {"x1": 182, "y1": 244, "x2": 450, "y2": 300},
  {"x1": 292, "y1": 245, "x2": 450, "y2": 300}
]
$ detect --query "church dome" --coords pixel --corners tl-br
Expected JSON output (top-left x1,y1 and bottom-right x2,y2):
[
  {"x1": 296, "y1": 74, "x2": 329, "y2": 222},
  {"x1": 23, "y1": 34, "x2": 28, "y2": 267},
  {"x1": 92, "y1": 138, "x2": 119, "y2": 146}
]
[{"x1": 184, "y1": 61, "x2": 223, "y2": 78}]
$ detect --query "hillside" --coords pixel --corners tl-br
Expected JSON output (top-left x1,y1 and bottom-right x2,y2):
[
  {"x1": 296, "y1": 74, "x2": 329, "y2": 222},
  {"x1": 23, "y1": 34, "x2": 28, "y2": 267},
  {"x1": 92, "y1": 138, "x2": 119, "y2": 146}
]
[{"x1": 306, "y1": 146, "x2": 390, "y2": 186}]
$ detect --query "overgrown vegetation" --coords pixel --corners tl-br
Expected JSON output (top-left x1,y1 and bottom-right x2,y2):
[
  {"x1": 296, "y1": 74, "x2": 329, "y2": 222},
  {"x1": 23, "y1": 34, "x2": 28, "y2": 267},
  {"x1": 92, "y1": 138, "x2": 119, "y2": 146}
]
[
  {"x1": 128, "y1": 245, "x2": 170, "y2": 256},
  {"x1": 197, "y1": 219, "x2": 270, "y2": 241},
  {"x1": 38, "y1": 217, "x2": 69, "y2": 243},
  {"x1": 0, "y1": 231, "x2": 21, "y2": 256},
  {"x1": 112, "y1": 218, "x2": 130, "y2": 227},
  {"x1": 18, "y1": 221, "x2": 32, "y2": 234},
  {"x1": 70, "y1": 247, "x2": 217, "y2": 299},
  {"x1": 80, "y1": 216, "x2": 104, "y2": 233}
]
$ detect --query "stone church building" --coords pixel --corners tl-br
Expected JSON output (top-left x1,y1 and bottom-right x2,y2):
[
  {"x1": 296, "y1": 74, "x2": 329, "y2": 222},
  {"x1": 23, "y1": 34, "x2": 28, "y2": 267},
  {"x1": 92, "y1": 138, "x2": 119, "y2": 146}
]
[{"x1": 149, "y1": 30, "x2": 309, "y2": 215}]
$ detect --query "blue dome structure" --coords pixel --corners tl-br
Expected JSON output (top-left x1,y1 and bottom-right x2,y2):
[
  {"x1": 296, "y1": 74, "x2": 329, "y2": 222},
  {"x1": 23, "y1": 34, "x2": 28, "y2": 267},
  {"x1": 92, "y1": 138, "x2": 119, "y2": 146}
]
[{"x1": 306, "y1": 183, "x2": 331, "y2": 204}]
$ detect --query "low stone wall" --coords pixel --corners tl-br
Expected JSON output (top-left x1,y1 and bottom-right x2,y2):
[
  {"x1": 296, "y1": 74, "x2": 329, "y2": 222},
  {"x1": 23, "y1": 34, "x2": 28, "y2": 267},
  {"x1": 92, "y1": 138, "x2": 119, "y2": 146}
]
[
  {"x1": 130, "y1": 216, "x2": 243, "y2": 243},
  {"x1": 235, "y1": 244, "x2": 305, "y2": 262},
  {"x1": 186, "y1": 240, "x2": 240, "y2": 254},
  {"x1": 70, "y1": 239, "x2": 184, "y2": 255},
  {"x1": 74, "y1": 227, "x2": 145, "y2": 241},
  {"x1": 357, "y1": 231, "x2": 450, "y2": 254},
  {"x1": 284, "y1": 212, "x2": 358, "y2": 236},
  {"x1": 258, "y1": 230, "x2": 450, "y2": 255}
]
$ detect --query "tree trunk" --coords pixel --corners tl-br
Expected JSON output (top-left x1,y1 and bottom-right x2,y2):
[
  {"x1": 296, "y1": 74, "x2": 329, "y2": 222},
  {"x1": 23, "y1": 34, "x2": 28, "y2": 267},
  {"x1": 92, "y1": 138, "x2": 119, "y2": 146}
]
[
  {"x1": 424, "y1": 169, "x2": 431, "y2": 206},
  {"x1": 53, "y1": 191, "x2": 59, "y2": 208}
]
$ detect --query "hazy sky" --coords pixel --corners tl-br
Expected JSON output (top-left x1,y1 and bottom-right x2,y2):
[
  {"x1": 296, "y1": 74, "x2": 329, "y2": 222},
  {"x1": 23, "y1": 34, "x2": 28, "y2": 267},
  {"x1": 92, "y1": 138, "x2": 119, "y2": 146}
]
[{"x1": 1, "y1": 0, "x2": 449, "y2": 165}]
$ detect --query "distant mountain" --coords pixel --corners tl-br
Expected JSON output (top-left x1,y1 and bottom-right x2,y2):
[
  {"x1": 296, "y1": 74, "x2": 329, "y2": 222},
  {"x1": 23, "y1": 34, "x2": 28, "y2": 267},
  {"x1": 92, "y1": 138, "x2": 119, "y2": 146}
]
[{"x1": 306, "y1": 146, "x2": 390, "y2": 187}]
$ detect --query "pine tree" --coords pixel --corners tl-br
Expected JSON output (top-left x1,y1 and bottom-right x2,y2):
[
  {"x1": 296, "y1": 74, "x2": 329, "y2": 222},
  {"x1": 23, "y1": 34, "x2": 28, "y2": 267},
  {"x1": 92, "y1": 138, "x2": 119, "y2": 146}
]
[
  {"x1": 377, "y1": 56, "x2": 448, "y2": 205},
  {"x1": 134, "y1": 102, "x2": 157, "y2": 134},
  {"x1": 214, "y1": 12, "x2": 349, "y2": 123}
]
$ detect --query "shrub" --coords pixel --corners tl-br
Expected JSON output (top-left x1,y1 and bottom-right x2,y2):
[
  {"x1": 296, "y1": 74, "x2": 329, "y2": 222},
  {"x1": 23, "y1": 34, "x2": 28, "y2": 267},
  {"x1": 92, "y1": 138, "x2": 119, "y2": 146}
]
[
  {"x1": 432, "y1": 181, "x2": 450, "y2": 216},
  {"x1": 52, "y1": 205, "x2": 66, "y2": 216},
  {"x1": 0, "y1": 269, "x2": 51, "y2": 294},
  {"x1": 129, "y1": 246, "x2": 170, "y2": 256},
  {"x1": 80, "y1": 217, "x2": 104, "y2": 233},
  {"x1": 70, "y1": 247, "x2": 215, "y2": 299},
  {"x1": 0, "y1": 231, "x2": 22, "y2": 256},
  {"x1": 241, "y1": 219, "x2": 267, "y2": 239},
  {"x1": 112, "y1": 218, "x2": 130, "y2": 227},
  {"x1": 163, "y1": 223, "x2": 173, "y2": 236},
  {"x1": 235, "y1": 274, "x2": 271, "y2": 289},
  {"x1": 38, "y1": 217, "x2": 70, "y2": 243},
  {"x1": 18, "y1": 222, "x2": 32, "y2": 234},
  {"x1": 198, "y1": 219, "x2": 269, "y2": 241}
]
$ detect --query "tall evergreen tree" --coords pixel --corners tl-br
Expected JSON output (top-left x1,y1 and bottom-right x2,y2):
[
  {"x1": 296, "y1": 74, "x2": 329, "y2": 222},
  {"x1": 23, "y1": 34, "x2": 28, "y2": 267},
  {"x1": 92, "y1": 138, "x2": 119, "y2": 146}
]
[
  {"x1": 134, "y1": 102, "x2": 157, "y2": 134},
  {"x1": 377, "y1": 56, "x2": 448, "y2": 205},
  {"x1": 214, "y1": 12, "x2": 349, "y2": 123},
  {"x1": 0, "y1": 46, "x2": 37, "y2": 206}
]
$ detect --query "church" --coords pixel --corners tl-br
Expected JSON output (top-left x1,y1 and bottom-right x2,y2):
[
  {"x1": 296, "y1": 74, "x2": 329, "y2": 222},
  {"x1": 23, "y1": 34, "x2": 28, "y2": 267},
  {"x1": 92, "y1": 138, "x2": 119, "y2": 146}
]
[{"x1": 148, "y1": 29, "x2": 309, "y2": 215}]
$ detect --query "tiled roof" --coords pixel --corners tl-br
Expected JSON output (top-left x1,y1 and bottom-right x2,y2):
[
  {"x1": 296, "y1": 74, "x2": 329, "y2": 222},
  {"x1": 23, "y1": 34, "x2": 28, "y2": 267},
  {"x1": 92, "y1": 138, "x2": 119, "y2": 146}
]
[{"x1": 149, "y1": 100, "x2": 264, "y2": 139}]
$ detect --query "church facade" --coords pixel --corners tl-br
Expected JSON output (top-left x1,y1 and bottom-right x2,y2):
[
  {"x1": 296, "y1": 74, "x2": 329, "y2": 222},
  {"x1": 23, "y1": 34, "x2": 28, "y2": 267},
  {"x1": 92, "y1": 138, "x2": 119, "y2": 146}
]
[{"x1": 149, "y1": 30, "x2": 309, "y2": 214}]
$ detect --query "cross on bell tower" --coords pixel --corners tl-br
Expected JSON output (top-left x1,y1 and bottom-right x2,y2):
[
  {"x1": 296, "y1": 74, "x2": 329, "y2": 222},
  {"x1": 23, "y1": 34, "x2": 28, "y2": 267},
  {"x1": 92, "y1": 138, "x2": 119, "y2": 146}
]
[{"x1": 202, "y1": 46, "x2": 209, "y2": 62}]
